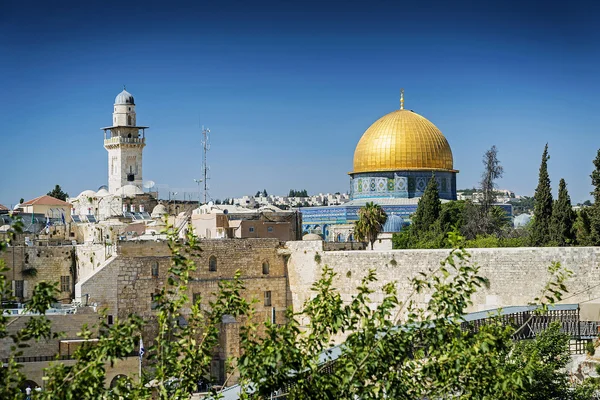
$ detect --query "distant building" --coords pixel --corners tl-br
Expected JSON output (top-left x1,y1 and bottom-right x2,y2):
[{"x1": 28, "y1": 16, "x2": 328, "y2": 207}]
[{"x1": 191, "y1": 203, "x2": 301, "y2": 241}]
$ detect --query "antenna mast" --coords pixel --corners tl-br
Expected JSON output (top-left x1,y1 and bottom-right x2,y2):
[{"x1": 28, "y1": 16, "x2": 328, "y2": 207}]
[{"x1": 201, "y1": 125, "x2": 210, "y2": 204}]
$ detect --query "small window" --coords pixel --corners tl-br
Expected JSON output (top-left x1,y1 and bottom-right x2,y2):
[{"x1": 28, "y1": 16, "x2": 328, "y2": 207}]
[
  {"x1": 264, "y1": 291, "x2": 272, "y2": 307},
  {"x1": 249, "y1": 227, "x2": 255, "y2": 233},
  {"x1": 60, "y1": 276, "x2": 70, "y2": 292},
  {"x1": 262, "y1": 261, "x2": 270, "y2": 275},
  {"x1": 151, "y1": 261, "x2": 159, "y2": 277},
  {"x1": 267, "y1": 226, "x2": 273, "y2": 233},
  {"x1": 107, "y1": 315, "x2": 114, "y2": 325},
  {"x1": 193, "y1": 293, "x2": 201, "y2": 305},
  {"x1": 151, "y1": 294, "x2": 160, "y2": 310},
  {"x1": 209, "y1": 256, "x2": 217, "y2": 272},
  {"x1": 14, "y1": 280, "x2": 24, "y2": 298}
]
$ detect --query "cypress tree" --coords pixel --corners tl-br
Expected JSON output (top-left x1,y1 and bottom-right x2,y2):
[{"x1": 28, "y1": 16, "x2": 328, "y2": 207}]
[
  {"x1": 411, "y1": 175, "x2": 441, "y2": 235},
  {"x1": 550, "y1": 178, "x2": 576, "y2": 246},
  {"x1": 589, "y1": 149, "x2": 600, "y2": 244},
  {"x1": 531, "y1": 144, "x2": 553, "y2": 246}
]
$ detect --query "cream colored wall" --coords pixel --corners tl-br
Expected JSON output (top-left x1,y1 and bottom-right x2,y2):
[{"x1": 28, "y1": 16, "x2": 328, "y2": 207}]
[{"x1": 23, "y1": 204, "x2": 72, "y2": 223}]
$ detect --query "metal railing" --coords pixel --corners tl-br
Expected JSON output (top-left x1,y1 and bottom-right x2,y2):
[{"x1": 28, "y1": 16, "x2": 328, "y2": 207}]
[{"x1": 104, "y1": 137, "x2": 145, "y2": 145}]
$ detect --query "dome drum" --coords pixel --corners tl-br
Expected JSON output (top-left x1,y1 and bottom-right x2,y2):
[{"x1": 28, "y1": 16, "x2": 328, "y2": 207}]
[{"x1": 349, "y1": 171, "x2": 456, "y2": 201}]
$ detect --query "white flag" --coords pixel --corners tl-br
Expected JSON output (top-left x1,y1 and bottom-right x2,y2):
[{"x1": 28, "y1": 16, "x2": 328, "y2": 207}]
[{"x1": 139, "y1": 337, "x2": 145, "y2": 359}]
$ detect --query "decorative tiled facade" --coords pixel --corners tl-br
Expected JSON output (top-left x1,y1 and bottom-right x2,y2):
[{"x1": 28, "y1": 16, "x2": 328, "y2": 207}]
[{"x1": 350, "y1": 171, "x2": 456, "y2": 200}]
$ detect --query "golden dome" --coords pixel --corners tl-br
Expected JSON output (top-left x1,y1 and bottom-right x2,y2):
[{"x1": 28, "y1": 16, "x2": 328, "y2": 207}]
[{"x1": 352, "y1": 109, "x2": 455, "y2": 174}]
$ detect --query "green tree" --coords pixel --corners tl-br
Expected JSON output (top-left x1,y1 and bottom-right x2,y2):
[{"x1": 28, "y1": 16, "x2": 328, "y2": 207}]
[
  {"x1": 589, "y1": 149, "x2": 600, "y2": 244},
  {"x1": 411, "y1": 174, "x2": 441, "y2": 235},
  {"x1": 531, "y1": 144, "x2": 553, "y2": 246},
  {"x1": 47, "y1": 184, "x2": 69, "y2": 201},
  {"x1": 512, "y1": 322, "x2": 571, "y2": 400},
  {"x1": 238, "y1": 232, "x2": 577, "y2": 399},
  {"x1": 353, "y1": 201, "x2": 387, "y2": 250},
  {"x1": 263, "y1": 189, "x2": 268, "y2": 197},
  {"x1": 550, "y1": 179, "x2": 576, "y2": 246},
  {"x1": 575, "y1": 208, "x2": 593, "y2": 246},
  {"x1": 481, "y1": 145, "x2": 504, "y2": 215}
]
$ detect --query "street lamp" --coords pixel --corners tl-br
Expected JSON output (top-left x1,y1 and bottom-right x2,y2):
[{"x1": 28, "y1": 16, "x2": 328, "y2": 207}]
[{"x1": 193, "y1": 179, "x2": 202, "y2": 208}]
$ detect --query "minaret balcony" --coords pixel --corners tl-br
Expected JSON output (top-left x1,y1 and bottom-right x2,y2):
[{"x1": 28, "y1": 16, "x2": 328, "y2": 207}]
[{"x1": 104, "y1": 136, "x2": 145, "y2": 147}]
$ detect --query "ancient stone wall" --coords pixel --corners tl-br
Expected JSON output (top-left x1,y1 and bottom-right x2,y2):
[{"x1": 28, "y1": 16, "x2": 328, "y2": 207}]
[
  {"x1": 0, "y1": 311, "x2": 101, "y2": 358},
  {"x1": 286, "y1": 242, "x2": 600, "y2": 320},
  {"x1": 0, "y1": 246, "x2": 75, "y2": 302},
  {"x1": 79, "y1": 238, "x2": 290, "y2": 383}
]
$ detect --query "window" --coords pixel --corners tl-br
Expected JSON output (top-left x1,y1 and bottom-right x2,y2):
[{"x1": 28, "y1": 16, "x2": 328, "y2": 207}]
[
  {"x1": 249, "y1": 227, "x2": 255, "y2": 233},
  {"x1": 151, "y1": 261, "x2": 159, "y2": 277},
  {"x1": 14, "y1": 280, "x2": 23, "y2": 298},
  {"x1": 193, "y1": 293, "x2": 201, "y2": 305},
  {"x1": 267, "y1": 227, "x2": 273, "y2": 233},
  {"x1": 60, "y1": 276, "x2": 70, "y2": 292},
  {"x1": 151, "y1": 294, "x2": 160, "y2": 310},
  {"x1": 209, "y1": 256, "x2": 217, "y2": 272},
  {"x1": 262, "y1": 261, "x2": 270, "y2": 275},
  {"x1": 264, "y1": 291, "x2": 272, "y2": 307},
  {"x1": 107, "y1": 315, "x2": 114, "y2": 325}
]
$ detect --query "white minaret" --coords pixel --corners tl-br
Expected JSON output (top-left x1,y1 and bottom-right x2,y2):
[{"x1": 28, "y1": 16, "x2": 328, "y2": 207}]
[{"x1": 102, "y1": 87, "x2": 148, "y2": 194}]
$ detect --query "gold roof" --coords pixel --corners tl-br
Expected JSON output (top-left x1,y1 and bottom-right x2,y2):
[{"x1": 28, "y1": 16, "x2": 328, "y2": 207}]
[{"x1": 352, "y1": 109, "x2": 455, "y2": 174}]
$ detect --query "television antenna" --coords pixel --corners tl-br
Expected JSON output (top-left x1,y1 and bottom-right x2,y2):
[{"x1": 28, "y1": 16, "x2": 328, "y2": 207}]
[{"x1": 201, "y1": 125, "x2": 211, "y2": 204}]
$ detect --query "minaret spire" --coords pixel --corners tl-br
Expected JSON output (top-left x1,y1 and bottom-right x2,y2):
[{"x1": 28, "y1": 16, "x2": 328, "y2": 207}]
[{"x1": 400, "y1": 88, "x2": 404, "y2": 110}]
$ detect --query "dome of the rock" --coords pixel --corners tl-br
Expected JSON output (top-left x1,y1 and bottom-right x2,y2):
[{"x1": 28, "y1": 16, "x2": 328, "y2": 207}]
[
  {"x1": 349, "y1": 99, "x2": 458, "y2": 202},
  {"x1": 352, "y1": 109, "x2": 454, "y2": 174}
]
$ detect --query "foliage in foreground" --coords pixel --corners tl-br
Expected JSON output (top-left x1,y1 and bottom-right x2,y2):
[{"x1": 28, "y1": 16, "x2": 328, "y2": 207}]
[{"x1": 1, "y1": 222, "x2": 599, "y2": 399}]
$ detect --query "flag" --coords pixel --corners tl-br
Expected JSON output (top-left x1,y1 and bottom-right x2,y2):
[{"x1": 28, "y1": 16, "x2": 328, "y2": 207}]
[
  {"x1": 45, "y1": 217, "x2": 50, "y2": 234},
  {"x1": 61, "y1": 212, "x2": 66, "y2": 225},
  {"x1": 139, "y1": 337, "x2": 145, "y2": 360}
]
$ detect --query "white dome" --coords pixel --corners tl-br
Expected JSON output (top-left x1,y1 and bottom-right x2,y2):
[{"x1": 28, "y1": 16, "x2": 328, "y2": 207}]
[
  {"x1": 151, "y1": 204, "x2": 168, "y2": 218},
  {"x1": 96, "y1": 188, "x2": 110, "y2": 197},
  {"x1": 115, "y1": 184, "x2": 144, "y2": 197},
  {"x1": 303, "y1": 233, "x2": 323, "y2": 241},
  {"x1": 115, "y1": 89, "x2": 135, "y2": 105},
  {"x1": 78, "y1": 190, "x2": 96, "y2": 199}
]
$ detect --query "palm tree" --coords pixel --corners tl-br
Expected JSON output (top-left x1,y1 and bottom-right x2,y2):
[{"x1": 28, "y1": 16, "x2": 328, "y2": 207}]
[{"x1": 354, "y1": 202, "x2": 388, "y2": 250}]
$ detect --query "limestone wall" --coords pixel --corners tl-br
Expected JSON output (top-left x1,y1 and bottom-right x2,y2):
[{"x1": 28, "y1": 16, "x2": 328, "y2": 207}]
[
  {"x1": 0, "y1": 246, "x2": 74, "y2": 302},
  {"x1": 0, "y1": 312, "x2": 101, "y2": 358},
  {"x1": 286, "y1": 242, "x2": 600, "y2": 317},
  {"x1": 17, "y1": 356, "x2": 139, "y2": 390}
]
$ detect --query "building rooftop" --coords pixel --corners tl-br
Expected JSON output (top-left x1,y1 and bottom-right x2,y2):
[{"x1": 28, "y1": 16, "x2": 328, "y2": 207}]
[{"x1": 21, "y1": 195, "x2": 71, "y2": 207}]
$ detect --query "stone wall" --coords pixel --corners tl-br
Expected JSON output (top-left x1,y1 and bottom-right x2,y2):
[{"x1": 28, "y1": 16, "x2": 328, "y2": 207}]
[
  {"x1": 18, "y1": 357, "x2": 139, "y2": 390},
  {"x1": 0, "y1": 246, "x2": 75, "y2": 302},
  {"x1": 79, "y1": 238, "x2": 291, "y2": 384},
  {"x1": 0, "y1": 311, "x2": 101, "y2": 358},
  {"x1": 286, "y1": 242, "x2": 600, "y2": 320}
]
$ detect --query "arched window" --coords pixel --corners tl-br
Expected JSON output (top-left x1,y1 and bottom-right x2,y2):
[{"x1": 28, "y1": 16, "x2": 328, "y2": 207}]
[
  {"x1": 110, "y1": 374, "x2": 129, "y2": 389},
  {"x1": 151, "y1": 261, "x2": 159, "y2": 277},
  {"x1": 262, "y1": 261, "x2": 270, "y2": 275},
  {"x1": 209, "y1": 256, "x2": 217, "y2": 272}
]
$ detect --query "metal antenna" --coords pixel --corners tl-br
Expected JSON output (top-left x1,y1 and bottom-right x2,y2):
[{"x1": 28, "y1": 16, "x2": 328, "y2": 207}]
[{"x1": 201, "y1": 125, "x2": 211, "y2": 204}]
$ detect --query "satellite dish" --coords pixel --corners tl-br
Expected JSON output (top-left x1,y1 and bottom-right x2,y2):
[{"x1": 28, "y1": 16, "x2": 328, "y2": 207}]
[
  {"x1": 143, "y1": 180, "x2": 156, "y2": 190},
  {"x1": 208, "y1": 201, "x2": 214, "y2": 206}
]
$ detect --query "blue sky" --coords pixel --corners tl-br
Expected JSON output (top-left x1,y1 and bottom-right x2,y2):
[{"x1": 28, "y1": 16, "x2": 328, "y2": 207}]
[{"x1": 1, "y1": 0, "x2": 599, "y2": 207}]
